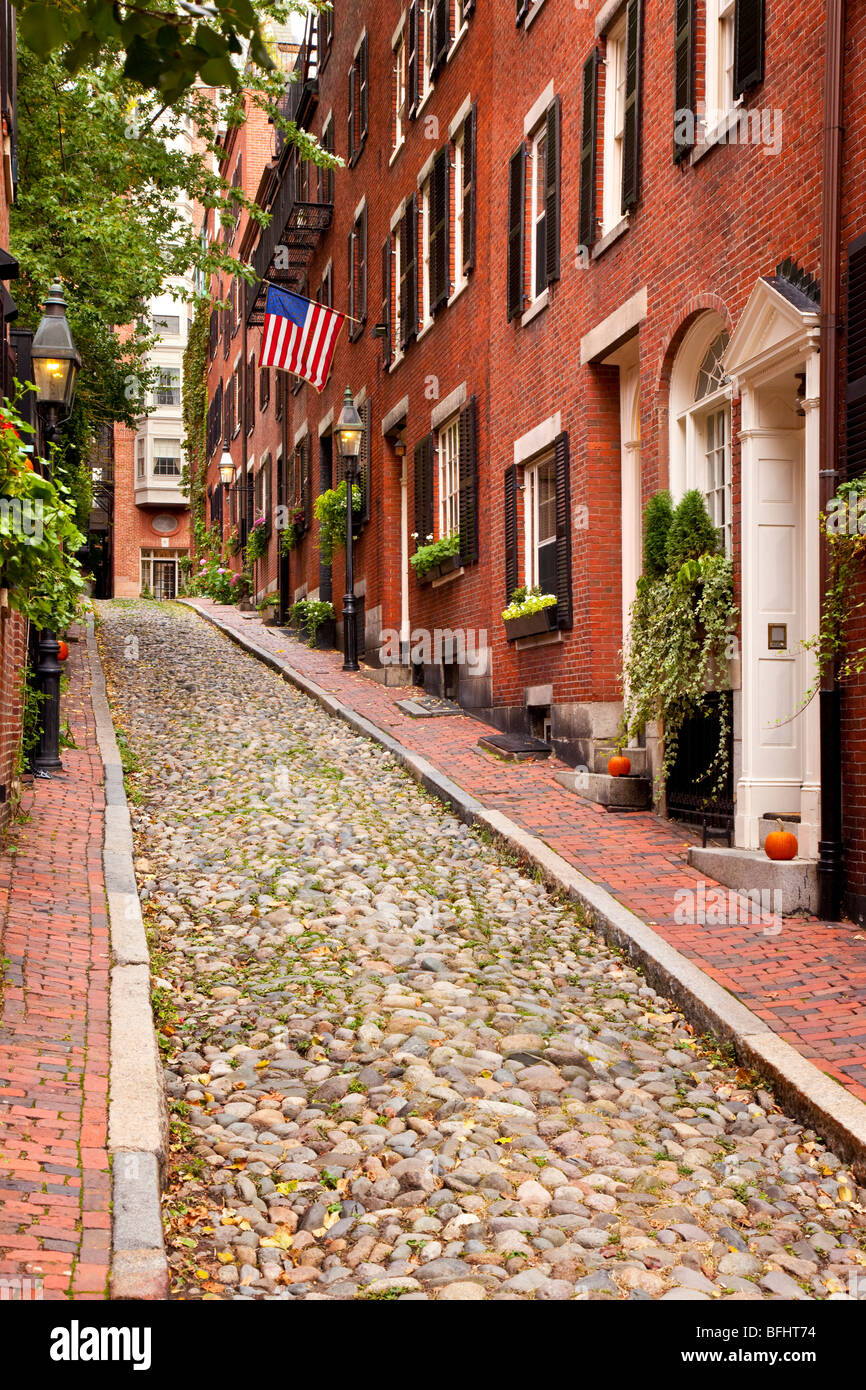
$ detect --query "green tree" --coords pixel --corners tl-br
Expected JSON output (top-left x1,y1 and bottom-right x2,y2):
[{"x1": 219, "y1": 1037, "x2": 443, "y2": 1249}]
[
  {"x1": 665, "y1": 489, "x2": 720, "y2": 573},
  {"x1": 642, "y1": 490, "x2": 674, "y2": 580}
]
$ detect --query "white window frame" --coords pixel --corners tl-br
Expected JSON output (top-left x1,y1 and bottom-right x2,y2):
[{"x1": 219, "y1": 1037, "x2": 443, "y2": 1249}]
[
  {"x1": 438, "y1": 413, "x2": 460, "y2": 539},
  {"x1": 394, "y1": 30, "x2": 406, "y2": 152},
  {"x1": 674, "y1": 329, "x2": 733, "y2": 556},
  {"x1": 421, "y1": 0, "x2": 434, "y2": 100},
  {"x1": 392, "y1": 228, "x2": 403, "y2": 364},
  {"x1": 452, "y1": 127, "x2": 466, "y2": 296},
  {"x1": 155, "y1": 366, "x2": 181, "y2": 408},
  {"x1": 152, "y1": 437, "x2": 182, "y2": 477},
  {"x1": 704, "y1": 0, "x2": 737, "y2": 136},
  {"x1": 523, "y1": 453, "x2": 557, "y2": 591},
  {"x1": 601, "y1": 15, "x2": 628, "y2": 236},
  {"x1": 420, "y1": 176, "x2": 432, "y2": 330},
  {"x1": 529, "y1": 123, "x2": 548, "y2": 304},
  {"x1": 140, "y1": 548, "x2": 182, "y2": 600},
  {"x1": 703, "y1": 406, "x2": 732, "y2": 556},
  {"x1": 136, "y1": 437, "x2": 145, "y2": 480},
  {"x1": 255, "y1": 454, "x2": 270, "y2": 520}
]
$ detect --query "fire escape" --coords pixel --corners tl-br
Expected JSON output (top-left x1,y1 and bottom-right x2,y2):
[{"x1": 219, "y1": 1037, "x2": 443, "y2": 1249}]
[{"x1": 246, "y1": 17, "x2": 333, "y2": 328}]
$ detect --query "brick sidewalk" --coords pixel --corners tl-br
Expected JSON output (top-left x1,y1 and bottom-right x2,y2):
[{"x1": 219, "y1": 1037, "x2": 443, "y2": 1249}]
[
  {"x1": 189, "y1": 598, "x2": 866, "y2": 1105},
  {"x1": 0, "y1": 629, "x2": 110, "y2": 1301}
]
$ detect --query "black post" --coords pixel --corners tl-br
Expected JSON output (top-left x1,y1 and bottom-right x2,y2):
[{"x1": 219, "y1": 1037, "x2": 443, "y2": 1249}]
[
  {"x1": 33, "y1": 404, "x2": 63, "y2": 773},
  {"x1": 342, "y1": 461, "x2": 359, "y2": 671}
]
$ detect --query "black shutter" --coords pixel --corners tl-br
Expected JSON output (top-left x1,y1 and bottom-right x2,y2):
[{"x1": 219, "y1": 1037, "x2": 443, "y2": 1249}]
[
  {"x1": 553, "y1": 432, "x2": 573, "y2": 629},
  {"x1": 544, "y1": 96, "x2": 561, "y2": 286},
  {"x1": 464, "y1": 0, "x2": 475, "y2": 14},
  {"x1": 504, "y1": 466, "x2": 518, "y2": 603},
  {"x1": 359, "y1": 35, "x2": 369, "y2": 144},
  {"x1": 516, "y1": 0, "x2": 530, "y2": 22},
  {"x1": 463, "y1": 102, "x2": 477, "y2": 277},
  {"x1": 673, "y1": 0, "x2": 695, "y2": 163},
  {"x1": 301, "y1": 434, "x2": 313, "y2": 529},
  {"x1": 407, "y1": 0, "x2": 419, "y2": 118},
  {"x1": 734, "y1": 0, "x2": 765, "y2": 96},
  {"x1": 430, "y1": 145, "x2": 450, "y2": 312},
  {"x1": 246, "y1": 353, "x2": 255, "y2": 433},
  {"x1": 432, "y1": 0, "x2": 449, "y2": 75},
  {"x1": 621, "y1": 0, "x2": 643, "y2": 213},
  {"x1": 578, "y1": 51, "x2": 599, "y2": 250},
  {"x1": 414, "y1": 434, "x2": 434, "y2": 541},
  {"x1": 382, "y1": 236, "x2": 392, "y2": 369},
  {"x1": 458, "y1": 396, "x2": 478, "y2": 565},
  {"x1": 846, "y1": 234, "x2": 866, "y2": 479},
  {"x1": 358, "y1": 205, "x2": 367, "y2": 325},
  {"x1": 360, "y1": 399, "x2": 372, "y2": 523},
  {"x1": 400, "y1": 194, "x2": 418, "y2": 348},
  {"x1": 507, "y1": 144, "x2": 525, "y2": 322},
  {"x1": 347, "y1": 226, "x2": 355, "y2": 324},
  {"x1": 347, "y1": 63, "x2": 355, "y2": 161}
]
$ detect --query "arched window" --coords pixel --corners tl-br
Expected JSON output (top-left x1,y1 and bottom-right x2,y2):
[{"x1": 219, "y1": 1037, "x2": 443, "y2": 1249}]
[{"x1": 669, "y1": 315, "x2": 733, "y2": 555}]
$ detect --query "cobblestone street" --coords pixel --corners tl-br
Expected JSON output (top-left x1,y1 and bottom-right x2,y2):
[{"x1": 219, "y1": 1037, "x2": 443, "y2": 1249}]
[{"x1": 97, "y1": 601, "x2": 866, "y2": 1302}]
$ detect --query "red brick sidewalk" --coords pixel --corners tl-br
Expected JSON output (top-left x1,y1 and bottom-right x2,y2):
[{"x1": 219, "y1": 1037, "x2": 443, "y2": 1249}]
[
  {"x1": 0, "y1": 628, "x2": 110, "y2": 1301},
  {"x1": 190, "y1": 598, "x2": 866, "y2": 1106}
]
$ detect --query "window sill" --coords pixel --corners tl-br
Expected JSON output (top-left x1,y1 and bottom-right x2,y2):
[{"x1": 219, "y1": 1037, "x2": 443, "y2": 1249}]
[
  {"x1": 431, "y1": 564, "x2": 465, "y2": 589},
  {"x1": 416, "y1": 318, "x2": 435, "y2": 343},
  {"x1": 388, "y1": 350, "x2": 405, "y2": 373},
  {"x1": 592, "y1": 215, "x2": 630, "y2": 260},
  {"x1": 448, "y1": 278, "x2": 469, "y2": 308},
  {"x1": 389, "y1": 138, "x2": 405, "y2": 168},
  {"x1": 524, "y1": 0, "x2": 549, "y2": 30},
  {"x1": 521, "y1": 289, "x2": 549, "y2": 327},
  {"x1": 690, "y1": 104, "x2": 744, "y2": 165},
  {"x1": 416, "y1": 86, "x2": 434, "y2": 120},
  {"x1": 448, "y1": 22, "x2": 469, "y2": 61},
  {"x1": 514, "y1": 627, "x2": 562, "y2": 651}
]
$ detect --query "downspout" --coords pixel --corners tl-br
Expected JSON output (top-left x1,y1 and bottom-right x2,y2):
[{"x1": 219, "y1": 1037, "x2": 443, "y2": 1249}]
[{"x1": 816, "y1": 0, "x2": 846, "y2": 920}]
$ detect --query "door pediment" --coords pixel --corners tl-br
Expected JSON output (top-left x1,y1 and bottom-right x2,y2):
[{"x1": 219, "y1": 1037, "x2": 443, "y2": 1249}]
[{"x1": 723, "y1": 277, "x2": 820, "y2": 384}]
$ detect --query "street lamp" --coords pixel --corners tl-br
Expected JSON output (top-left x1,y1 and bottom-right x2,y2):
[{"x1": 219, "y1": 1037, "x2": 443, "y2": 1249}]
[
  {"x1": 218, "y1": 441, "x2": 234, "y2": 488},
  {"x1": 335, "y1": 386, "x2": 364, "y2": 672},
  {"x1": 29, "y1": 280, "x2": 81, "y2": 776}
]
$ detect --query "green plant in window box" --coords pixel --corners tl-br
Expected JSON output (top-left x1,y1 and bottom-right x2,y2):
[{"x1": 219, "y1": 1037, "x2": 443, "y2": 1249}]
[
  {"x1": 279, "y1": 504, "x2": 306, "y2": 555},
  {"x1": 410, "y1": 531, "x2": 460, "y2": 582},
  {"x1": 314, "y1": 481, "x2": 362, "y2": 565},
  {"x1": 289, "y1": 597, "x2": 335, "y2": 648},
  {"x1": 501, "y1": 586, "x2": 558, "y2": 622},
  {"x1": 246, "y1": 515, "x2": 268, "y2": 562}
]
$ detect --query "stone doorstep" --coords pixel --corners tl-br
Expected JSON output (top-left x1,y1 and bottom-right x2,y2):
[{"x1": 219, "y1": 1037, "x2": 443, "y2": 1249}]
[
  {"x1": 554, "y1": 767, "x2": 652, "y2": 810},
  {"x1": 759, "y1": 812, "x2": 802, "y2": 850},
  {"x1": 688, "y1": 846, "x2": 819, "y2": 917},
  {"x1": 592, "y1": 743, "x2": 650, "y2": 776},
  {"x1": 477, "y1": 733, "x2": 552, "y2": 762},
  {"x1": 362, "y1": 662, "x2": 414, "y2": 688}
]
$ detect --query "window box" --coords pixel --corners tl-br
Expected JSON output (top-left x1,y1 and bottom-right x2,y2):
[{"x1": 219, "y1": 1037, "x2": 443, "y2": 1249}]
[
  {"x1": 504, "y1": 603, "x2": 558, "y2": 642},
  {"x1": 416, "y1": 550, "x2": 462, "y2": 586}
]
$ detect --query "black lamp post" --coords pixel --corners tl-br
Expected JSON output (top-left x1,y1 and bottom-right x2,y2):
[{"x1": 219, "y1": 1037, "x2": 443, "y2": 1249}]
[
  {"x1": 334, "y1": 386, "x2": 364, "y2": 672},
  {"x1": 29, "y1": 281, "x2": 81, "y2": 775}
]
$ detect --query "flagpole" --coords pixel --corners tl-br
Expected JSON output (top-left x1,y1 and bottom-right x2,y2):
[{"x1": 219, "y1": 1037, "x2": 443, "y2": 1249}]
[{"x1": 258, "y1": 277, "x2": 365, "y2": 328}]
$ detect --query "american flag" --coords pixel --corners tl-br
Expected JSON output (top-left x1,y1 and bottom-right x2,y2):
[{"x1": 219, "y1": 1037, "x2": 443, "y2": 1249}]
[{"x1": 259, "y1": 285, "x2": 345, "y2": 391}]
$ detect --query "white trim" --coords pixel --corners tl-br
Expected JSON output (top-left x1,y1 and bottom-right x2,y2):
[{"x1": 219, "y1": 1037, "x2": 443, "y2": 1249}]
[
  {"x1": 390, "y1": 198, "x2": 407, "y2": 233},
  {"x1": 353, "y1": 386, "x2": 367, "y2": 410},
  {"x1": 592, "y1": 215, "x2": 630, "y2": 259},
  {"x1": 449, "y1": 93, "x2": 473, "y2": 139},
  {"x1": 521, "y1": 288, "x2": 549, "y2": 327},
  {"x1": 514, "y1": 412, "x2": 561, "y2": 466},
  {"x1": 353, "y1": 27, "x2": 367, "y2": 60},
  {"x1": 580, "y1": 286, "x2": 648, "y2": 365},
  {"x1": 353, "y1": 193, "x2": 367, "y2": 221},
  {"x1": 390, "y1": 9, "x2": 406, "y2": 48},
  {"x1": 524, "y1": 0, "x2": 549, "y2": 30},
  {"x1": 594, "y1": 0, "x2": 628, "y2": 35},
  {"x1": 448, "y1": 21, "x2": 469, "y2": 61},
  {"x1": 389, "y1": 138, "x2": 406, "y2": 167},
  {"x1": 293, "y1": 421, "x2": 309, "y2": 448},
  {"x1": 382, "y1": 397, "x2": 409, "y2": 436},
  {"x1": 318, "y1": 409, "x2": 334, "y2": 438},
  {"x1": 448, "y1": 278, "x2": 470, "y2": 309},
  {"x1": 417, "y1": 151, "x2": 436, "y2": 188},
  {"x1": 523, "y1": 81, "x2": 554, "y2": 137},
  {"x1": 431, "y1": 382, "x2": 467, "y2": 430}
]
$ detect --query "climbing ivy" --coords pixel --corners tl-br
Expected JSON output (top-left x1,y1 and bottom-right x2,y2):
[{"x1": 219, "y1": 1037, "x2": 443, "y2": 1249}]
[{"x1": 182, "y1": 298, "x2": 210, "y2": 559}]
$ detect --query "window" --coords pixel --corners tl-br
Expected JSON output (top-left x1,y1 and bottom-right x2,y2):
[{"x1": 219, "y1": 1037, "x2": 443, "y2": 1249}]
[
  {"x1": 438, "y1": 414, "x2": 460, "y2": 537},
  {"x1": 140, "y1": 549, "x2": 183, "y2": 600},
  {"x1": 348, "y1": 34, "x2": 368, "y2": 165},
  {"x1": 136, "y1": 437, "x2": 145, "y2": 479},
  {"x1": 319, "y1": 114, "x2": 335, "y2": 203},
  {"x1": 152, "y1": 313, "x2": 180, "y2": 336},
  {"x1": 670, "y1": 320, "x2": 733, "y2": 554},
  {"x1": 246, "y1": 353, "x2": 255, "y2": 433},
  {"x1": 260, "y1": 367, "x2": 270, "y2": 412},
  {"x1": 255, "y1": 455, "x2": 271, "y2": 520},
  {"x1": 420, "y1": 179, "x2": 432, "y2": 329},
  {"x1": 704, "y1": 0, "x2": 737, "y2": 134},
  {"x1": 348, "y1": 205, "x2": 367, "y2": 340},
  {"x1": 394, "y1": 30, "x2": 406, "y2": 152},
  {"x1": 524, "y1": 455, "x2": 557, "y2": 592},
  {"x1": 601, "y1": 16, "x2": 627, "y2": 235},
  {"x1": 319, "y1": 5, "x2": 333, "y2": 69},
  {"x1": 509, "y1": 98, "x2": 560, "y2": 320},
  {"x1": 153, "y1": 439, "x2": 181, "y2": 476},
  {"x1": 421, "y1": 1, "x2": 433, "y2": 100},
  {"x1": 705, "y1": 409, "x2": 730, "y2": 552},
  {"x1": 233, "y1": 368, "x2": 241, "y2": 434},
  {"x1": 529, "y1": 124, "x2": 548, "y2": 301},
  {"x1": 156, "y1": 368, "x2": 180, "y2": 407},
  {"x1": 453, "y1": 128, "x2": 465, "y2": 294},
  {"x1": 318, "y1": 262, "x2": 333, "y2": 309}
]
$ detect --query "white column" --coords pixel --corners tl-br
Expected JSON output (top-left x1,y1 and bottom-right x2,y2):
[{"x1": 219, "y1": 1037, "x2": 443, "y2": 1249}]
[
  {"x1": 799, "y1": 351, "x2": 822, "y2": 858},
  {"x1": 400, "y1": 454, "x2": 410, "y2": 652}
]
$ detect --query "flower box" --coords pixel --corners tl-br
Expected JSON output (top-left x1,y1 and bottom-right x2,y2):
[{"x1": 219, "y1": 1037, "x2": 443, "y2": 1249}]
[
  {"x1": 503, "y1": 604, "x2": 559, "y2": 642},
  {"x1": 415, "y1": 553, "x2": 462, "y2": 586}
]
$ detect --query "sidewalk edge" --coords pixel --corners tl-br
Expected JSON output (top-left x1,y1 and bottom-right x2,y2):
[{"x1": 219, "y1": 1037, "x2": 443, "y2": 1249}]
[
  {"x1": 182, "y1": 602, "x2": 866, "y2": 1180},
  {"x1": 86, "y1": 616, "x2": 169, "y2": 1300}
]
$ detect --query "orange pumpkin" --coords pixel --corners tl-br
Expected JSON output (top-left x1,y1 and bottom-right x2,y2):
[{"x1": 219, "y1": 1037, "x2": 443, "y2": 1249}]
[
  {"x1": 765, "y1": 820, "x2": 797, "y2": 861},
  {"x1": 57, "y1": 640, "x2": 69, "y2": 661},
  {"x1": 608, "y1": 754, "x2": 631, "y2": 777}
]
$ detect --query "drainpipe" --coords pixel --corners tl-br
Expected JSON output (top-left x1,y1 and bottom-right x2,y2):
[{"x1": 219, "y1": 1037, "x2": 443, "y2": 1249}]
[{"x1": 816, "y1": 0, "x2": 846, "y2": 920}]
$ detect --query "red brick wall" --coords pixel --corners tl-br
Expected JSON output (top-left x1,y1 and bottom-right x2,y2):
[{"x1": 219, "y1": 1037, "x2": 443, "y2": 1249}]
[{"x1": 111, "y1": 423, "x2": 191, "y2": 597}]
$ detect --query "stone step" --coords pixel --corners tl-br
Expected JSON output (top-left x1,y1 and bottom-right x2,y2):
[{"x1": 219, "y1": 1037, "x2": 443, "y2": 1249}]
[
  {"x1": 592, "y1": 744, "x2": 650, "y2": 776},
  {"x1": 554, "y1": 768, "x2": 652, "y2": 810},
  {"x1": 687, "y1": 846, "x2": 818, "y2": 917}
]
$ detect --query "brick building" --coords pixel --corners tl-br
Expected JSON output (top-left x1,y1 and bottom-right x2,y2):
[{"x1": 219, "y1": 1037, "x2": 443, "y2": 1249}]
[{"x1": 196, "y1": 2, "x2": 866, "y2": 919}]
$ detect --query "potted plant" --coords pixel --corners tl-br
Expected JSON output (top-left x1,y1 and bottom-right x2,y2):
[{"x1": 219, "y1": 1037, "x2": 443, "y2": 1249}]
[
  {"x1": 314, "y1": 481, "x2": 362, "y2": 565},
  {"x1": 256, "y1": 594, "x2": 280, "y2": 626},
  {"x1": 289, "y1": 597, "x2": 336, "y2": 648},
  {"x1": 410, "y1": 531, "x2": 461, "y2": 584},
  {"x1": 246, "y1": 515, "x2": 269, "y2": 563},
  {"x1": 279, "y1": 504, "x2": 306, "y2": 556},
  {"x1": 502, "y1": 586, "x2": 558, "y2": 641}
]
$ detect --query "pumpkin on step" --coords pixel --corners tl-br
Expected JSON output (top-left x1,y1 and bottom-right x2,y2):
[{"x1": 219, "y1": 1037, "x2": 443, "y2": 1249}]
[
  {"x1": 764, "y1": 820, "x2": 797, "y2": 861},
  {"x1": 608, "y1": 754, "x2": 631, "y2": 777}
]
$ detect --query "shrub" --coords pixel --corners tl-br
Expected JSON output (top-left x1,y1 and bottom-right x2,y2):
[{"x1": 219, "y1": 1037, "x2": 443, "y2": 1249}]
[
  {"x1": 665, "y1": 489, "x2": 719, "y2": 573},
  {"x1": 642, "y1": 490, "x2": 674, "y2": 580}
]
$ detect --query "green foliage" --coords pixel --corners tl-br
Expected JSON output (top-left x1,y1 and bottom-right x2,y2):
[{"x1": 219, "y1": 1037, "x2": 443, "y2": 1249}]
[
  {"x1": 800, "y1": 476, "x2": 866, "y2": 703},
  {"x1": 642, "y1": 489, "x2": 674, "y2": 580},
  {"x1": 289, "y1": 597, "x2": 334, "y2": 646},
  {"x1": 314, "y1": 481, "x2": 361, "y2": 565},
  {"x1": 410, "y1": 531, "x2": 460, "y2": 579},
  {"x1": 279, "y1": 504, "x2": 306, "y2": 555},
  {"x1": 0, "y1": 400, "x2": 86, "y2": 628},
  {"x1": 665, "y1": 489, "x2": 720, "y2": 573},
  {"x1": 19, "y1": 662, "x2": 47, "y2": 769},
  {"x1": 246, "y1": 517, "x2": 269, "y2": 562},
  {"x1": 182, "y1": 298, "x2": 210, "y2": 553},
  {"x1": 502, "y1": 586, "x2": 557, "y2": 621}
]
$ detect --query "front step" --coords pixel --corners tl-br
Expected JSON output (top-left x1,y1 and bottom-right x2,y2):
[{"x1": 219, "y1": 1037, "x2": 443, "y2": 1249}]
[
  {"x1": 477, "y1": 733, "x2": 552, "y2": 762},
  {"x1": 687, "y1": 846, "x2": 818, "y2": 917},
  {"x1": 554, "y1": 768, "x2": 652, "y2": 810}
]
